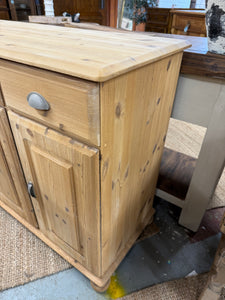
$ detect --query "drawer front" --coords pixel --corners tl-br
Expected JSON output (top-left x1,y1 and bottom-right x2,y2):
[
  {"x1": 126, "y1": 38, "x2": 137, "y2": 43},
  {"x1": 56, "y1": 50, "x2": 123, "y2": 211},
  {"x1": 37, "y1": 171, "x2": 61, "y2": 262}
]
[
  {"x1": 0, "y1": 60, "x2": 100, "y2": 146},
  {"x1": 173, "y1": 15, "x2": 206, "y2": 36}
]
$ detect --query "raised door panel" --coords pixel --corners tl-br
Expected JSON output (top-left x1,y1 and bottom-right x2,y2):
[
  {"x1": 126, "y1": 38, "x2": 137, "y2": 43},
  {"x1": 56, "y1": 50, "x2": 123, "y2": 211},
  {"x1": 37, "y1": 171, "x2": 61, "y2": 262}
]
[
  {"x1": 29, "y1": 145, "x2": 80, "y2": 253},
  {"x1": 8, "y1": 111, "x2": 101, "y2": 275},
  {"x1": 0, "y1": 108, "x2": 37, "y2": 226}
]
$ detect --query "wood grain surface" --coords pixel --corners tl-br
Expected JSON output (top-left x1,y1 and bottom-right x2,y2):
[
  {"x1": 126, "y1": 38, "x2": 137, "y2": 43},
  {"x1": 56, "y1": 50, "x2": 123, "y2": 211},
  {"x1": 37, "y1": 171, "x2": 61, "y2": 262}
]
[
  {"x1": 171, "y1": 10, "x2": 206, "y2": 16},
  {"x1": 27, "y1": 18, "x2": 224, "y2": 79},
  {"x1": 8, "y1": 111, "x2": 101, "y2": 276},
  {"x1": 157, "y1": 148, "x2": 197, "y2": 200},
  {"x1": 181, "y1": 51, "x2": 225, "y2": 78},
  {"x1": 0, "y1": 59, "x2": 100, "y2": 146},
  {"x1": 0, "y1": 20, "x2": 189, "y2": 287},
  {"x1": 171, "y1": 11, "x2": 206, "y2": 37},
  {"x1": 0, "y1": 108, "x2": 37, "y2": 226},
  {"x1": 0, "y1": 20, "x2": 190, "y2": 82},
  {"x1": 100, "y1": 52, "x2": 183, "y2": 274}
]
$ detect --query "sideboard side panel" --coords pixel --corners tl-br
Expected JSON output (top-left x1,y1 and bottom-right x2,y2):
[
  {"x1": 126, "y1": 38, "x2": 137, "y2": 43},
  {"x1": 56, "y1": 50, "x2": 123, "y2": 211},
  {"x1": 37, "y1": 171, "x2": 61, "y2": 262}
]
[{"x1": 100, "y1": 52, "x2": 183, "y2": 275}]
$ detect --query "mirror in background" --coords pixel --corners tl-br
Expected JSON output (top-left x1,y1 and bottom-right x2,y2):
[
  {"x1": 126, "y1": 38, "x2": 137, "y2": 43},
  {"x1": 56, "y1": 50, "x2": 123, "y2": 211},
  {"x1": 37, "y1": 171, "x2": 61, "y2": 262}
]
[
  {"x1": 117, "y1": 0, "x2": 134, "y2": 31},
  {"x1": 117, "y1": 0, "x2": 158, "y2": 32}
]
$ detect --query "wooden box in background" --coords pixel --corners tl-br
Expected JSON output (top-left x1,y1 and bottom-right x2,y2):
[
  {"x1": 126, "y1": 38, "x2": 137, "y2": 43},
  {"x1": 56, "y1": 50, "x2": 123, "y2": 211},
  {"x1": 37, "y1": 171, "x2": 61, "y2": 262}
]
[
  {"x1": 170, "y1": 10, "x2": 206, "y2": 37},
  {"x1": 146, "y1": 8, "x2": 171, "y2": 33}
]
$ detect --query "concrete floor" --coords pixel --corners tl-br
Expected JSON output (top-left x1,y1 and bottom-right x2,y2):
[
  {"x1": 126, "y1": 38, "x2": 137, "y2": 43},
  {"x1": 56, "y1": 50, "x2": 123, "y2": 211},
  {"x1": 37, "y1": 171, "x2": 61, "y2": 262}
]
[{"x1": 0, "y1": 198, "x2": 221, "y2": 300}]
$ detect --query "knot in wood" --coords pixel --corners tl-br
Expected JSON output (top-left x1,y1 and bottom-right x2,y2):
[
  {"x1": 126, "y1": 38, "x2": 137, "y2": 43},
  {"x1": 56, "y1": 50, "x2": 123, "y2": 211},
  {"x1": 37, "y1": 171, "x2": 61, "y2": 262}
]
[{"x1": 115, "y1": 103, "x2": 121, "y2": 118}]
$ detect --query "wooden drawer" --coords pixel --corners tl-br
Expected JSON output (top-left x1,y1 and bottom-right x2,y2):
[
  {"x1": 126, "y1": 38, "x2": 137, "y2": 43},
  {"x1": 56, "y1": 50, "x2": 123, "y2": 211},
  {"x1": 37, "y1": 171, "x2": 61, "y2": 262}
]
[
  {"x1": 171, "y1": 11, "x2": 206, "y2": 37},
  {"x1": 0, "y1": 60, "x2": 100, "y2": 146},
  {"x1": 176, "y1": 16, "x2": 205, "y2": 35}
]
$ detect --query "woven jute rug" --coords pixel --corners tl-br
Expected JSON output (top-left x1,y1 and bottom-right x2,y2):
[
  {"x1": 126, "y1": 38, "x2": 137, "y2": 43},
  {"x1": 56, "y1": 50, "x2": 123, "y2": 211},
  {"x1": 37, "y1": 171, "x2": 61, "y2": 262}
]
[
  {"x1": 119, "y1": 273, "x2": 210, "y2": 300},
  {"x1": 0, "y1": 118, "x2": 224, "y2": 292},
  {"x1": 0, "y1": 207, "x2": 71, "y2": 291}
]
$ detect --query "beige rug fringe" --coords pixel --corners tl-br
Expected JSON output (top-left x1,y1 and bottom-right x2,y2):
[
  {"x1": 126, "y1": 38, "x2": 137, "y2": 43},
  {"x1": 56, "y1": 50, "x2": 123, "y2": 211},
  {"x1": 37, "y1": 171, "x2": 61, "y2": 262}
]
[
  {"x1": 119, "y1": 273, "x2": 210, "y2": 300},
  {"x1": 0, "y1": 207, "x2": 71, "y2": 291}
]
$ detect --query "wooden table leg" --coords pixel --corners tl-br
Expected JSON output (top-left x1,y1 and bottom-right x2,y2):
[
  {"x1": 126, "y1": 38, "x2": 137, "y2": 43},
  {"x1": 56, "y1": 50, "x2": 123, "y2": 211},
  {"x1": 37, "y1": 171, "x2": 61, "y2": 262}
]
[{"x1": 179, "y1": 85, "x2": 225, "y2": 231}]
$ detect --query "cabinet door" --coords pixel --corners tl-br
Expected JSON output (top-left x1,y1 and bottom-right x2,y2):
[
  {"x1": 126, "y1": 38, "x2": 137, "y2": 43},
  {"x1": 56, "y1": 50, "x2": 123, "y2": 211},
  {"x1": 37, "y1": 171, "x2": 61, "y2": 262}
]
[
  {"x1": 8, "y1": 111, "x2": 101, "y2": 273},
  {"x1": 0, "y1": 108, "x2": 37, "y2": 226}
]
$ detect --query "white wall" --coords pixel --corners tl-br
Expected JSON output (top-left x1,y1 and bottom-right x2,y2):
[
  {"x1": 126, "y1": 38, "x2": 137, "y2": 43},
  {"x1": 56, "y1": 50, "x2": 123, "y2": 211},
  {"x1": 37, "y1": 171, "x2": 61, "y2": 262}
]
[
  {"x1": 195, "y1": 0, "x2": 205, "y2": 9},
  {"x1": 158, "y1": 0, "x2": 191, "y2": 8}
]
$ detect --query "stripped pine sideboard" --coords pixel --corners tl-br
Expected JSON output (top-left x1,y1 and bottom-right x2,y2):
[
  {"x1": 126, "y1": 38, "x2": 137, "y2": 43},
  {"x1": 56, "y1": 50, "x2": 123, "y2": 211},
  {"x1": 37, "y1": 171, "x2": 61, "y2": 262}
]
[{"x1": 0, "y1": 20, "x2": 190, "y2": 291}]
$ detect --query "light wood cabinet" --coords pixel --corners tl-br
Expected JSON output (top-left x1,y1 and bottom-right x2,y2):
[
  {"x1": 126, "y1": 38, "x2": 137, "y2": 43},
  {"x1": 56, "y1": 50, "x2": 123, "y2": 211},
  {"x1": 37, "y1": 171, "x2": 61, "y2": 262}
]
[
  {"x1": 0, "y1": 21, "x2": 190, "y2": 291},
  {"x1": 0, "y1": 107, "x2": 37, "y2": 226}
]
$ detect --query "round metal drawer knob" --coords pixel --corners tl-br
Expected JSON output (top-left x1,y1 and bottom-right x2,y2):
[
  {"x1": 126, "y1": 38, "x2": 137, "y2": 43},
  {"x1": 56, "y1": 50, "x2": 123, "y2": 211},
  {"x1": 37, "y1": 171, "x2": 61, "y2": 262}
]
[{"x1": 27, "y1": 92, "x2": 50, "y2": 111}]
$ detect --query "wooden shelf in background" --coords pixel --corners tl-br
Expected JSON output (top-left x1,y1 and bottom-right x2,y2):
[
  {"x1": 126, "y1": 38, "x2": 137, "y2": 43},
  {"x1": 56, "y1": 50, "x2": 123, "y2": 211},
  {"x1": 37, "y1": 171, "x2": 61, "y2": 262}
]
[
  {"x1": 157, "y1": 148, "x2": 197, "y2": 200},
  {"x1": 181, "y1": 50, "x2": 225, "y2": 78}
]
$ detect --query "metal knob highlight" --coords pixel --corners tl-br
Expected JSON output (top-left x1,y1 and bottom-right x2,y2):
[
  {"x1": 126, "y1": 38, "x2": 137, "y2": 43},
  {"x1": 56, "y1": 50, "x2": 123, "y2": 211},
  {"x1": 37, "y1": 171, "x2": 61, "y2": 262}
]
[{"x1": 27, "y1": 92, "x2": 50, "y2": 111}]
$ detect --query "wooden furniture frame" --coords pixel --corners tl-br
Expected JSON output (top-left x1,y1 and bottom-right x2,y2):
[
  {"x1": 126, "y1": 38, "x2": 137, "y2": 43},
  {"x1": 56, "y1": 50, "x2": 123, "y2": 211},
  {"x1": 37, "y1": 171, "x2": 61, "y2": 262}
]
[
  {"x1": 155, "y1": 35, "x2": 225, "y2": 232},
  {"x1": 23, "y1": 18, "x2": 225, "y2": 236},
  {"x1": 157, "y1": 75, "x2": 225, "y2": 231},
  {"x1": 0, "y1": 21, "x2": 189, "y2": 291}
]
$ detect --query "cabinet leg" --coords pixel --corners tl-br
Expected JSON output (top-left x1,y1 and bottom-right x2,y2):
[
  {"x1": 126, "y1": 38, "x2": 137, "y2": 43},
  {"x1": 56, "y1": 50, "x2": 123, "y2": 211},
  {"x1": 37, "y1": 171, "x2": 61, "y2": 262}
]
[{"x1": 90, "y1": 278, "x2": 111, "y2": 293}]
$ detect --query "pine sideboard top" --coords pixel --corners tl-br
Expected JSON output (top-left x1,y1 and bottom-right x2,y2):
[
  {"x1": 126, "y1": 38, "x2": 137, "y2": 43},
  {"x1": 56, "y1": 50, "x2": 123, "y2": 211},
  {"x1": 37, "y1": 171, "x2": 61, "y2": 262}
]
[{"x1": 0, "y1": 20, "x2": 191, "y2": 82}]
